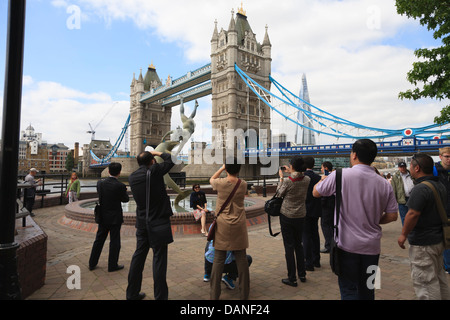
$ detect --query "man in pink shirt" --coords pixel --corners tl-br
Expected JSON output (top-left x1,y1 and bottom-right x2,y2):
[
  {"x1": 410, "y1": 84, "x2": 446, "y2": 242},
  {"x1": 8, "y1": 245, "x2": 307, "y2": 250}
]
[{"x1": 313, "y1": 139, "x2": 398, "y2": 299}]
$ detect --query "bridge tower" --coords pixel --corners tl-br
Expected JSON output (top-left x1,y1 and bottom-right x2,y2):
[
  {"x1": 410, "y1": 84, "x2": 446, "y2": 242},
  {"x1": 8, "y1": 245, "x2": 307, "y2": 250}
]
[
  {"x1": 129, "y1": 64, "x2": 172, "y2": 156},
  {"x1": 210, "y1": 5, "x2": 272, "y2": 154}
]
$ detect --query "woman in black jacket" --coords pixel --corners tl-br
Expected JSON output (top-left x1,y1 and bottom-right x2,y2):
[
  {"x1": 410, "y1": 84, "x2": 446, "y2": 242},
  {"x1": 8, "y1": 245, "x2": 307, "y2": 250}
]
[{"x1": 190, "y1": 184, "x2": 209, "y2": 235}]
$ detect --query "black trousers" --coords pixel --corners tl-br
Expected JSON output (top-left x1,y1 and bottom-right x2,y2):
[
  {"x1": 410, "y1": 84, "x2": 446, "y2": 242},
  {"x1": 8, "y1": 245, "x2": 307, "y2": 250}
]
[
  {"x1": 88, "y1": 223, "x2": 122, "y2": 270},
  {"x1": 303, "y1": 216, "x2": 321, "y2": 268},
  {"x1": 280, "y1": 214, "x2": 306, "y2": 280},
  {"x1": 126, "y1": 227, "x2": 168, "y2": 300},
  {"x1": 321, "y1": 206, "x2": 334, "y2": 251},
  {"x1": 24, "y1": 196, "x2": 35, "y2": 215}
]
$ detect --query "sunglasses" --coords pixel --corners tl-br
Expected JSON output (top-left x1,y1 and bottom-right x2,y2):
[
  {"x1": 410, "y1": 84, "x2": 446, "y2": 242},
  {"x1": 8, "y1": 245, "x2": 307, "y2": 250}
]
[{"x1": 411, "y1": 154, "x2": 421, "y2": 168}]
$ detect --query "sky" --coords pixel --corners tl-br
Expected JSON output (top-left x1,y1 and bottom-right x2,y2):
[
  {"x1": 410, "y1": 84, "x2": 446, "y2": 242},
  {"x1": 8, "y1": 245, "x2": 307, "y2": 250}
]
[{"x1": 0, "y1": 0, "x2": 447, "y2": 154}]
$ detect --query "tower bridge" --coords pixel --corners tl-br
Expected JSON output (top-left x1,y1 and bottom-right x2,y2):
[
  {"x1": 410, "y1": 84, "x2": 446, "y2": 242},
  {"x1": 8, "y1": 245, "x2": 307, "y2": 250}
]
[{"x1": 88, "y1": 5, "x2": 450, "y2": 171}]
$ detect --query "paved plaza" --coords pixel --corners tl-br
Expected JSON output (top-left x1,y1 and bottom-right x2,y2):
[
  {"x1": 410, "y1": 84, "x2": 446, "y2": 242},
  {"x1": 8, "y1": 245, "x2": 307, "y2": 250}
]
[{"x1": 23, "y1": 196, "x2": 442, "y2": 301}]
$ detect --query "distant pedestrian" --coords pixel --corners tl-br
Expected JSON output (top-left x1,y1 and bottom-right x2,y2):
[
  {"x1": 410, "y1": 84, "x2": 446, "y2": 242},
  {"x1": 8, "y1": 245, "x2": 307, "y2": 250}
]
[
  {"x1": 303, "y1": 156, "x2": 322, "y2": 271},
  {"x1": 209, "y1": 160, "x2": 249, "y2": 300},
  {"x1": 391, "y1": 161, "x2": 414, "y2": 225},
  {"x1": 386, "y1": 173, "x2": 392, "y2": 182},
  {"x1": 313, "y1": 139, "x2": 398, "y2": 300},
  {"x1": 23, "y1": 168, "x2": 41, "y2": 217},
  {"x1": 65, "y1": 172, "x2": 81, "y2": 203},
  {"x1": 320, "y1": 161, "x2": 334, "y2": 253},
  {"x1": 398, "y1": 153, "x2": 450, "y2": 300},
  {"x1": 88, "y1": 163, "x2": 129, "y2": 272},
  {"x1": 277, "y1": 156, "x2": 310, "y2": 287},
  {"x1": 126, "y1": 151, "x2": 174, "y2": 300}
]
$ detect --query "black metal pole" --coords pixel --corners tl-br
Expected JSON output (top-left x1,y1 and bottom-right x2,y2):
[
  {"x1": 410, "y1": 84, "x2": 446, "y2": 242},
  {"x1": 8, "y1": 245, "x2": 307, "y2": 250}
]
[
  {"x1": 0, "y1": 0, "x2": 27, "y2": 300},
  {"x1": 263, "y1": 175, "x2": 267, "y2": 197}
]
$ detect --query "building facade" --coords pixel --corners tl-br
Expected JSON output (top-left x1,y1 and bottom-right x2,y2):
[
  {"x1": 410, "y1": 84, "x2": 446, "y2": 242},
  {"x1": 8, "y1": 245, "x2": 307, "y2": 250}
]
[
  {"x1": 48, "y1": 144, "x2": 70, "y2": 173},
  {"x1": 18, "y1": 142, "x2": 50, "y2": 174},
  {"x1": 17, "y1": 125, "x2": 72, "y2": 174}
]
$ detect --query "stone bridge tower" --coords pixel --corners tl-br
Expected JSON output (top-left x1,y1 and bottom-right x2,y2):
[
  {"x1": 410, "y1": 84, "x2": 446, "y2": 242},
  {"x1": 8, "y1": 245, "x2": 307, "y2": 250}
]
[
  {"x1": 210, "y1": 5, "x2": 272, "y2": 153},
  {"x1": 129, "y1": 64, "x2": 172, "y2": 156}
]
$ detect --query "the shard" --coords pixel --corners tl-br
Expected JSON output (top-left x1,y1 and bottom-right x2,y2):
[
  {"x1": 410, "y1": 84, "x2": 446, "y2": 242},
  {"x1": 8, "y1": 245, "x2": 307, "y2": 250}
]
[{"x1": 295, "y1": 74, "x2": 316, "y2": 145}]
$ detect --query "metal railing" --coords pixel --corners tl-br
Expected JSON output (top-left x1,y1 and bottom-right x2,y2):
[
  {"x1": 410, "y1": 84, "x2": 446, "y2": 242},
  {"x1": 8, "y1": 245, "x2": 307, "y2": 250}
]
[
  {"x1": 16, "y1": 172, "x2": 279, "y2": 213},
  {"x1": 18, "y1": 174, "x2": 71, "y2": 207},
  {"x1": 16, "y1": 183, "x2": 32, "y2": 227}
]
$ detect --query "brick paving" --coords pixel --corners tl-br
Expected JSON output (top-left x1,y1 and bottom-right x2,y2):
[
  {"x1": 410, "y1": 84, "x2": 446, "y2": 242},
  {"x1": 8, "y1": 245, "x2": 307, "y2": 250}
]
[{"x1": 24, "y1": 197, "x2": 448, "y2": 301}]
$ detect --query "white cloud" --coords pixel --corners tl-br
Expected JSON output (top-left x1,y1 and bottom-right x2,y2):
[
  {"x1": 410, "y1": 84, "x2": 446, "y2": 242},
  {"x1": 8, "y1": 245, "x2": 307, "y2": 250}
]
[{"x1": 20, "y1": 78, "x2": 130, "y2": 150}]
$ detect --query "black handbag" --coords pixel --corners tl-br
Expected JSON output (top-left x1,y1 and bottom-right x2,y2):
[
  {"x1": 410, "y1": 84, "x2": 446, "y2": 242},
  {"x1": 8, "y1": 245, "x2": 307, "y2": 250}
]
[
  {"x1": 264, "y1": 192, "x2": 283, "y2": 237},
  {"x1": 330, "y1": 168, "x2": 342, "y2": 276},
  {"x1": 94, "y1": 180, "x2": 103, "y2": 224}
]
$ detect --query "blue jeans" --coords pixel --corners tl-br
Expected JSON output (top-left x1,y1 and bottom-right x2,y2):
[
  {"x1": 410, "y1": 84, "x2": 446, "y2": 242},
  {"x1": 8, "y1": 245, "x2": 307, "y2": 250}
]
[
  {"x1": 398, "y1": 203, "x2": 408, "y2": 226},
  {"x1": 338, "y1": 249, "x2": 380, "y2": 300},
  {"x1": 444, "y1": 249, "x2": 450, "y2": 273}
]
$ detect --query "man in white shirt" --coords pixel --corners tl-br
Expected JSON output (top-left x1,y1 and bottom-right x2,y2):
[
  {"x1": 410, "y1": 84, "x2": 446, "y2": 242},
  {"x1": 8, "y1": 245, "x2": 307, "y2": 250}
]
[
  {"x1": 391, "y1": 161, "x2": 415, "y2": 225},
  {"x1": 24, "y1": 168, "x2": 41, "y2": 217}
]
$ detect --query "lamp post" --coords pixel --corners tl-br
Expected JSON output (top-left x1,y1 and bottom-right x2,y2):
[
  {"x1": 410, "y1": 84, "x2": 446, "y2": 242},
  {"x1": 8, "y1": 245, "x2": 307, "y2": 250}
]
[{"x1": 0, "y1": 0, "x2": 27, "y2": 300}]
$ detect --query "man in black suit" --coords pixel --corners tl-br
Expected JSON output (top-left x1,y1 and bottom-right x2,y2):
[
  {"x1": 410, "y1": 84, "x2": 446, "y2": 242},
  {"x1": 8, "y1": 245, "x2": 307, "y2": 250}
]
[
  {"x1": 303, "y1": 156, "x2": 322, "y2": 271},
  {"x1": 126, "y1": 150, "x2": 175, "y2": 300},
  {"x1": 88, "y1": 162, "x2": 129, "y2": 272}
]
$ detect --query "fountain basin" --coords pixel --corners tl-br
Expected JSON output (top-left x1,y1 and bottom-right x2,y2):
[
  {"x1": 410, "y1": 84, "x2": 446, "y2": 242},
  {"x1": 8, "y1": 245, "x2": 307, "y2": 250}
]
[{"x1": 64, "y1": 195, "x2": 266, "y2": 227}]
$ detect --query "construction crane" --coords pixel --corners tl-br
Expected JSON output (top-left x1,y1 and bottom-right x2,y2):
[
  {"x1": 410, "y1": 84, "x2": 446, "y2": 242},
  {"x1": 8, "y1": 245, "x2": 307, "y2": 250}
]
[
  {"x1": 87, "y1": 102, "x2": 118, "y2": 141},
  {"x1": 87, "y1": 123, "x2": 96, "y2": 140}
]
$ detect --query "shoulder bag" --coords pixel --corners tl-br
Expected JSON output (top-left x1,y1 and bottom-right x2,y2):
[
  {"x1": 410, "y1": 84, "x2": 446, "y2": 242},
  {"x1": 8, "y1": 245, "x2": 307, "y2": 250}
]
[
  {"x1": 207, "y1": 179, "x2": 242, "y2": 241},
  {"x1": 420, "y1": 181, "x2": 450, "y2": 249},
  {"x1": 146, "y1": 169, "x2": 174, "y2": 247},
  {"x1": 330, "y1": 168, "x2": 342, "y2": 276},
  {"x1": 94, "y1": 180, "x2": 103, "y2": 224},
  {"x1": 264, "y1": 190, "x2": 283, "y2": 237}
]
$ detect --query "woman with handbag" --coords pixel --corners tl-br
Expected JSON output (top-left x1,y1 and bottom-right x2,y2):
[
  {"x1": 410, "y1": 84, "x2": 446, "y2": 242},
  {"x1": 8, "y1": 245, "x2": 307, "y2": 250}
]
[
  {"x1": 209, "y1": 160, "x2": 249, "y2": 300},
  {"x1": 277, "y1": 156, "x2": 310, "y2": 287}
]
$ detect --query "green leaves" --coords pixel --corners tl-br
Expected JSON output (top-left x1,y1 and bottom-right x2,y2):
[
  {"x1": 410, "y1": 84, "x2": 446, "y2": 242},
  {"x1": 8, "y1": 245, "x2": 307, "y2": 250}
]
[{"x1": 396, "y1": 0, "x2": 450, "y2": 124}]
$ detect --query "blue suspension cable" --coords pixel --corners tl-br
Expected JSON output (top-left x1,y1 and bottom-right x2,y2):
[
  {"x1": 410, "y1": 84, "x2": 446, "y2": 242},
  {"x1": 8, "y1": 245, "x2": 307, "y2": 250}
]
[{"x1": 235, "y1": 64, "x2": 450, "y2": 139}]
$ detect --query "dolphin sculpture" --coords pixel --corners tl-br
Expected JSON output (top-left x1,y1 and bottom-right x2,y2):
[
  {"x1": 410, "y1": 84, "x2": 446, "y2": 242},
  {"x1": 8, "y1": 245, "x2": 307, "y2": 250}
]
[{"x1": 153, "y1": 99, "x2": 199, "y2": 205}]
